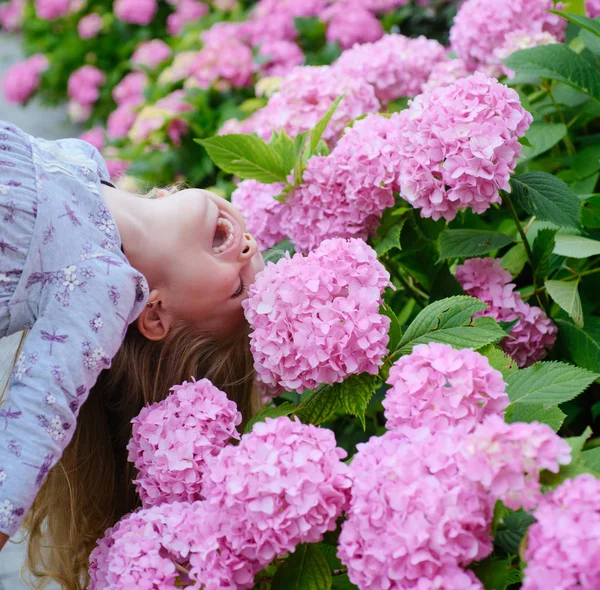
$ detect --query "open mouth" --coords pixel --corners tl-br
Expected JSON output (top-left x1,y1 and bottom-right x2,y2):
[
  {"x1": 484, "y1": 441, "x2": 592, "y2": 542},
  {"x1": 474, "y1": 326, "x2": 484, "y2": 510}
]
[{"x1": 212, "y1": 215, "x2": 236, "y2": 254}]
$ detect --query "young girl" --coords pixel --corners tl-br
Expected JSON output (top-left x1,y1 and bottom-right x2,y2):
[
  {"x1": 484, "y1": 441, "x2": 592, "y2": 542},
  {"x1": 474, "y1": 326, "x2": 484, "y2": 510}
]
[{"x1": 0, "y1": 120, "x2": 263, "y2": 588}]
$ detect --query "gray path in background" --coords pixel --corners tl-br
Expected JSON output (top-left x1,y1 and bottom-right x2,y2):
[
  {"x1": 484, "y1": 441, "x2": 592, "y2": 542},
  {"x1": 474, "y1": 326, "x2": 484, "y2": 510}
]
[{"x1": 0, "y1": 31, "x2": 76, "y2": 590}]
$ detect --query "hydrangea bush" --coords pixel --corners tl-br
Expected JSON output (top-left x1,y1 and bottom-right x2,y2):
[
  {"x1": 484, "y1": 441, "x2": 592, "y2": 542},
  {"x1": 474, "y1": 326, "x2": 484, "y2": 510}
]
[{"x1": 8, "y1": 1, "x2": 600, "y2": 588}]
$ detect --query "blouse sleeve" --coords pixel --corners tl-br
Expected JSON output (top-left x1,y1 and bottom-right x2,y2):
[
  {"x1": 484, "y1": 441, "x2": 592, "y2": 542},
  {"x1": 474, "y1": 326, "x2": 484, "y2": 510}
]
[{"x1": 0, "y1": 255, "x2": 147, "y2": 536}]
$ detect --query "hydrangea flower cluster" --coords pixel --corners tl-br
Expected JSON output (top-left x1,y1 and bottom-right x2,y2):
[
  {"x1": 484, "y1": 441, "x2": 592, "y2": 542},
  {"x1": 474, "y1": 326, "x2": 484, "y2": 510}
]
[
  {"x1": 422, "y1": 58, "x2": 469, "y2": 93},
  {"x1": 114, "y1": 0, "x2": 157, "y2": 25},
  {"x1": 2, "y1": 54, "x2": 48, "y2": 105},
  {"x1": 523, "y1": 474, "x2": 600, "y2": 590},
  {"x1": 333, "y1": 34, "x2": 447, "y2": 104},
  {"x1": 127, "y1": 379, "x2": 242, "y2": 507},
  {"x1": 0, "y1": 0, "x2": 24, "y2": 31},
  {"x1": 395, "y1": 72, "x2": 533, "y2": 221},
  {"x1": 384, "y1": 342, "x2": 509, "y2": 434},
  {"x1": 255, "y1": 40, "x2": 305, "y2": 78},
  {"x1": 244, "y1": 66, "x2": 381, "y2": 145},
  {"x1": 131, "y1": 39, "x2": 173, "y2": 70},
  {"x1": 449, "y1": 0, "x2": 565, "y2": 71},
  {"x1": 34, "y1": 0, "x2": 69, "y2": 20},
  {"x1": 231, "y1": 180, "x2": 288, "y2": 250},
  {"x1": 338, "y1": 429, "x2": 494, "y2": 590},
  {"x1": 321, "y1": 1, "x2": 384, "y2": 50},
  {"x1": 89, "y1": 500, "x2": 260, "y2": 590},
  {"x1": 203, "y1": 417, "x2": 352, "y2": 565},
  {"x1": 167, "y1": 0, "x2": 209, "y2": 35},
  {"x1": 67, "y1": 65, "x2": 106, "y2": 123},
  {"x1": 77, "y1": 13, "x2": 103, "y2": 39},
  {"x1": 460, "y1": 416, "x2": 571, "y2": 510},
  {"x1": 456, "y1": 258, "x2": 558, "y2": 367},
  {"x1": 243, "y1": 238, "x2": 391, "y2": 392},
  {"x1": 495, "y1": 31, "x2": 558, "y2": 78},
  {"x1": 588, "y1": 0, "x2": 600, "y2": 18},
  {"x1": 281, "y1": 113, "x2": 399, "y2": 252}
]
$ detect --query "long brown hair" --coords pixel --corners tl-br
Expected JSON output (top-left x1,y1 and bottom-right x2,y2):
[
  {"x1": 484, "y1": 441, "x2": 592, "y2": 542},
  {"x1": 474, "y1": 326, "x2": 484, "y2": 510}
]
[{"x1": 22, "y1": 321, "x2": 260, "y2": 589}]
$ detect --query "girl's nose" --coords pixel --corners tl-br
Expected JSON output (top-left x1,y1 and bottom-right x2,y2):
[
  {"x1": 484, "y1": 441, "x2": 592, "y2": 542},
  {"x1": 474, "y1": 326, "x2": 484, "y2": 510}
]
[{"x1": 239, "y1": 232, "x2": 258, "y2": 260}]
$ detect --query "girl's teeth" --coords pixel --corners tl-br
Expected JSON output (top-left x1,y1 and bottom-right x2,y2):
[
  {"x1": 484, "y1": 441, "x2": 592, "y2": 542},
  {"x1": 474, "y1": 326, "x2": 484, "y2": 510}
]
[{"x1": 213, "y1": 217, "x2": 235, "y2": 254}]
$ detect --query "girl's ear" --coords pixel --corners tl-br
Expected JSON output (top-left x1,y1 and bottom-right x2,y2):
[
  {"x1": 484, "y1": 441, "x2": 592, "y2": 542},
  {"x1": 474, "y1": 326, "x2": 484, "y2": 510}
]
[{"x1": 137, "y1": 290, "x2": 172, "y2": 341}]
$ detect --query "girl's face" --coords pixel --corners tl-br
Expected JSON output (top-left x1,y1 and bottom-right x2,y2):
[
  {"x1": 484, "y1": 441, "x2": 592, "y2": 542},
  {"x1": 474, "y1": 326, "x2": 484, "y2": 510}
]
[{"x1": 151, "y1": 188, "x2": 265, "y2": 332}]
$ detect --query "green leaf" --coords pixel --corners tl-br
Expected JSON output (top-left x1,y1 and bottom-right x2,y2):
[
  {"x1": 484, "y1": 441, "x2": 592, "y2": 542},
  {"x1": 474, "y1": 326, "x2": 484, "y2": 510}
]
[
  {"x1": 398, "y1": 296, "x2": 488, "y2": 349},
  {"x1": 270, "y1": 130, "x2": 297, "y2": 175},
  {"x1": 338, "y1": 373, "x2": 381, "y2": 429},
  {"x1": 556, "y1": 11, "x2": 600, "y2": 36},
  {"x1": 263, "y1": 239, "x2": 296, "y2": 265},
  {"x1": 244, "y1": 402, "x2": 296, "y2": 433},
  {"x1": 196, "y1": 135, "x2": 288, "y2": 183},
  {"x1": 472, "y1": 558, "x2": 523, "y2": 590},
  {"x1": 520, "y1": 122, "x2": 567, "y2": 161},
  {"x1": 504, "y1": 44, "x2": 600, "y2": 105},
  {"x1": 294, "y1": 16, "x2": 327, "y2": 46},
  {"x1": 582, "y1": 447, "x2": 600, "y2": 472},
  {"x1": 510, "y1": 172, "x2": 582, "y2": 229},
  {"x1": 294, "y1": 384, "x2": 341, "y2": 426},
  {"x1": 556, "y1": 316, "x2": 600, "y2": 372},
  {"x1": 505, "y1": 403, "x2": 566, "y2": 431},
  {"x1": 553, "y1": 234, "x2": 600, "y2": 258},
  {"x1": 532, "y1": 228, "x2": 557, "y2": 280},
  {"x1": 375, "y1": 218, "x2": 406, "y2": 257},
  {"x1": 438, "y1": 229, "x2": 514, "y2": 261},
  {"x1": 400, "y1": 318, "x2": 506, "y2": 353},
  {"x1": 501, "y1": 243, "x2": 528, "y2": 277},
  {"x1": 545, "y1": 279, "x2": 584, "y2": 327},
  {"x1": 479, "y1": 345, "x2": 519, "y2": 379},
  {"x1": 381, "y1": 302, "x2": 402, "y2": 351},
  {"x1": 582, "y1": 194, "x2": 600, "y2": 227},
  {"x1": 494, "y1": 510, "x2": 536, "y2": 555},
  {"x1": 271, "y1": 544, "x2": 332, "y2": 590},
  {"x1": 306, "y1": 95, "x2": 345, "y2": 158},
  {"x1": 506, "y1": 361, "x2": 598, "y2": 405}
]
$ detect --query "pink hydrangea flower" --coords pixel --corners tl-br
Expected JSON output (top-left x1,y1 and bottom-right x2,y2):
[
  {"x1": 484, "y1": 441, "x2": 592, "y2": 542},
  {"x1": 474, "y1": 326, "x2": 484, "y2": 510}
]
[
  {"x1": 112, "y1": 71, "x2": 147, "y2": 107},
  {"x1": 89, "y1": 501, "x2": 259, "y2": 590},
  {"x1": 450, "y1": 0, "x2": 566, "y2": 71},
  {"x1": 127, "y1": 379, "x2": 241, "y2": 507},
  {"x1": 361, "y1": 0, "x2": 410, "y2": 10},
  {"x1": 395, "y1": 73, "x2": 532, "y2": 221},
  {"x1": 231, "y1": 180, "x2": 287, "y2": 251},
  {"x1": 200, "y1": 21, "x2": 248, "y2": 46},
  {"x1": 79, "y1": 127, "x2": 105, "y2": 151},
  {"x1": 2, "y1": 54, "x2": 48, "y2": 104},
  {"x1": 203, "y1": 416, "x2": 352, "y2": 565},
  {"x1": 250, "y1": 65, "x2": 380, "y2": 144},
  {"x1": 107, "y1": 104, "x2": 138, "y2": 139},
  {"x1": 77, "y1": 13, "x2": 102, "y2": 39},
  {"x1": 323, "y1": 2, "x2": 384, "y2": 50},
  {"x1": 68, "y1": 64, "x2": 105, "y2": 106},
  {"x1": 243, "y1": 238, "x2": 391, "y2": 393},
  {"x1": 218, "y1": 116, "x2": 261, "y2": 136},
  {"x1": 588, "y1": 0, "x2": 600, "y2": 18},
  {"x1": 460, "y1": 416, "x2": 571, "y2": 511},
  {"x1": 0, "y1": 0, "x2": 25, "y2": 31},
  {"x1": 167, "y1": 0, "x2": 209, "y2": 35},
  {"x1": 114, "y1": 0, "x2": 157, "y2": 25},
  {"x1": 256, "y1": 40, "x2": 305, "y2": 78},
  {"x1": 334, "y1": 34, "x2": 446, "y2": 103},
  {"x1": 131, "y1": 39, "x2": 172, "y2": 70},
  {"x1": 243, "y1": 0, "x2": 325, "y2": 45},
  {"x1": 384, "y1": 342, "x2": 509, "y2": 434},
  {"x1": 188, "y1": 39, "x2": 254, "y2": 90},
  {"x1": 338, "y1": 429, "x2": 493, "y2": 590},
  {"x1": 34, "y1": 0, "x2": 69, "y2": 20},
  {"x1": 281, "y1": 114, "x2": 399, "y2": 252},
  {"x1": 495, "y1": 31, "x2": 559, "y2": 78},
  {"x1": 105, "y1": 158, "x2": 129, "y2": 179},
  {"x1": 456, "y1": 258, "x2": 557, "y2": 367},
  {"x1": 422, "y1": 58, "x2": 469, "y2": 93},
  {"x1": 523, "y1": 474, "x2": 600, "y2": 590}
]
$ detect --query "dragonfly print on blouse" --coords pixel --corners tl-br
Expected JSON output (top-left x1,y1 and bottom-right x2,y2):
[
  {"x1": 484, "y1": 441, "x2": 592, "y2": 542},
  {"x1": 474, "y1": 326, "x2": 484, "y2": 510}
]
[
  {"x1": 0, "y1": 407, "x2": 21, "y2": 431},
  {"x1": 22, "y1": 453, "x2": 54, "y2": 488},
  {"x1": 40, "y1": 329, "x2": 69, "y2": 355}
]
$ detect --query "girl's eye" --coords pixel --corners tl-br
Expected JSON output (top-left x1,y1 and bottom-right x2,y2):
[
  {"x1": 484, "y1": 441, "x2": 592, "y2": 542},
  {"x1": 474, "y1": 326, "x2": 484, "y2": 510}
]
[{"x1": 231, "y1": 277, "x2": 245, "y2": 299}]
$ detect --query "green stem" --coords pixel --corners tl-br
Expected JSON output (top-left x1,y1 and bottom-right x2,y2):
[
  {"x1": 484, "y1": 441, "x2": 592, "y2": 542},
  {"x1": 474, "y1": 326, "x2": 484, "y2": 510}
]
[
  {"x1": 544, "y1": 82, "x2": 576, "y2": 156},
  {"x1": 503, "y1": 191, "x2": 548, "y2": 310},
  {"x1": 579, "y1": 267, "x2": 600, "y2": 278}
]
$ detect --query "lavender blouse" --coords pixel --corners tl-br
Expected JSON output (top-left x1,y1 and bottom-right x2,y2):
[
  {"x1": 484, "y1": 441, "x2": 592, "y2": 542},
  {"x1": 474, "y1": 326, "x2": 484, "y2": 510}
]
[{"x1": 0, "y1": 122, "x2": 149, "y2": 536}]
